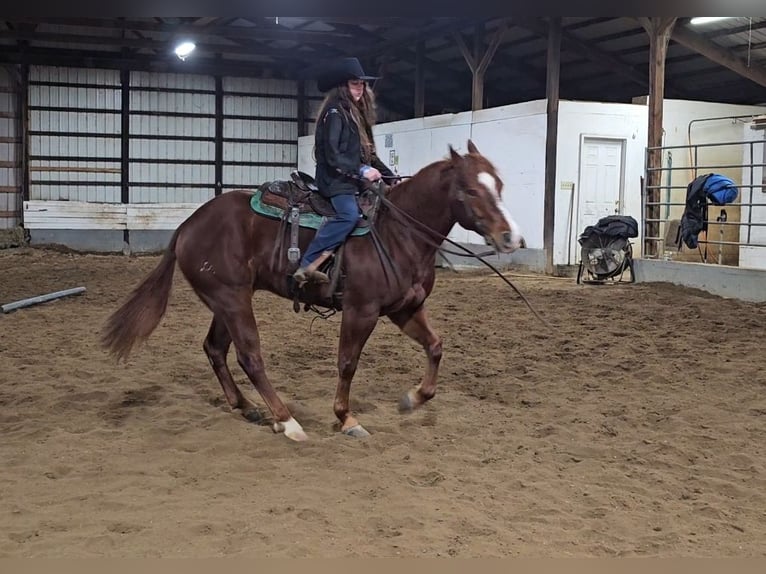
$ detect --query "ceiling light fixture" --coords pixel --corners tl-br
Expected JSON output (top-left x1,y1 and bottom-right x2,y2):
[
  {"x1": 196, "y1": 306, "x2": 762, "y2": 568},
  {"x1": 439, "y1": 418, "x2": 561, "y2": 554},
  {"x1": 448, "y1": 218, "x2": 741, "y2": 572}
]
[
  {"x1": 174, "y1": 41, "x2": 196, "y2": 61},
  {"x1": 689, "y1": 17, "x2": 735, "y2": 25}
]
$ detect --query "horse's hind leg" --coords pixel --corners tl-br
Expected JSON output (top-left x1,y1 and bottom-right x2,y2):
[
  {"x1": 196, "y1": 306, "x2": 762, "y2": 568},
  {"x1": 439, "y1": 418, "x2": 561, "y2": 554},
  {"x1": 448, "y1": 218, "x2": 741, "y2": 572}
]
[
  {"x1": 203, "y1": 316, "x2": 264, "y2": 423},
  {"x1": 388, "y1": 305, "x2": 443, "y2": 413},
  {"x1": 215, "y1": 289, "x2": 308, "y2": 442}
]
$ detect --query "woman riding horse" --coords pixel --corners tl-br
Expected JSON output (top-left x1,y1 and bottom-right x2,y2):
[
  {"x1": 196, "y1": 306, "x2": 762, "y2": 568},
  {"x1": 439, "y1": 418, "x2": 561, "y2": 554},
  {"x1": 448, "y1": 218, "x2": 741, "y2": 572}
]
[{"x1": 293, "y1": 57, "x2": 398, "y2": 286}]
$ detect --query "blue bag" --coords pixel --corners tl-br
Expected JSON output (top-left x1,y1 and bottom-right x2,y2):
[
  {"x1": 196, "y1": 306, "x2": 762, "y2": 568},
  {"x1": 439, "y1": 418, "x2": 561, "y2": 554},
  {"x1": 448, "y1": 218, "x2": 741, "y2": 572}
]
[{"x1": 704, "y1": 174, "x2": 738, "y2": 205}]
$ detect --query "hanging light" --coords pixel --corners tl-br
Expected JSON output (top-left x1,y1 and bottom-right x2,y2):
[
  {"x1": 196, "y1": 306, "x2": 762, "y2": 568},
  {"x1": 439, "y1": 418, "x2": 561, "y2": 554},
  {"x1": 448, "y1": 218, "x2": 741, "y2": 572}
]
[
  {"x1": 689, "y1": 17, "x2": 736, "y2": 25},
  {"x1": 174, "y1": 41, "x2": 196, "y2": 61}
]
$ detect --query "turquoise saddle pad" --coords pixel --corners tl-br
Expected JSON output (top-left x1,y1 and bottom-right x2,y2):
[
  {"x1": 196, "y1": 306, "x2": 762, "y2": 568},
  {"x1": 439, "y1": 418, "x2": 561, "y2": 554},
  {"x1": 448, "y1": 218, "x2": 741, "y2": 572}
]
[{"x1": 249, "y1": 189, "x2": 370, "y2": 237}]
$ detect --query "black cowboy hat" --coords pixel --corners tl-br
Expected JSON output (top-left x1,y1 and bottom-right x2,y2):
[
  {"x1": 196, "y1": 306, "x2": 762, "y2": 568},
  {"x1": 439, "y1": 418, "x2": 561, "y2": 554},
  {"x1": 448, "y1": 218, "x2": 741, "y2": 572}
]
[{"x1": 316, "y1": 57, "x2": 379, "y2": 92}]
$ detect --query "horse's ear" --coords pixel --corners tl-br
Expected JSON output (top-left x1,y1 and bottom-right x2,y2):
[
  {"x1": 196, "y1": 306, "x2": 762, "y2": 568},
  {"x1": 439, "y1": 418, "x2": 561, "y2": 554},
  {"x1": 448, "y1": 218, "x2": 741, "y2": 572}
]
[
  {"x1": 467, "y1": 139, "x2": 479, "y2": 155},
  {"x1": 448, "y1": 145, "x2": 462, "y2": 164}
]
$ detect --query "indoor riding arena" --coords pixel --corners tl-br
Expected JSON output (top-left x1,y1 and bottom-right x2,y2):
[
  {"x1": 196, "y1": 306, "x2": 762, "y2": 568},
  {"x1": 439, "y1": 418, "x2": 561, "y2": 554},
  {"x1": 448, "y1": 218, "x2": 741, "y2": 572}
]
[{"x1": 1, "y1": 16, "x2": 766, "y2": 559}]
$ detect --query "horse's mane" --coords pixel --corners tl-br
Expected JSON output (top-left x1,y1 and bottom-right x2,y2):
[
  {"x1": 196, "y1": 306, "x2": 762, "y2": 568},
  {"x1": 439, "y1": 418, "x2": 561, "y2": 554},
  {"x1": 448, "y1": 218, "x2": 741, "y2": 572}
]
[{"x1": 385, "y1": 158, "x2": 453, "y2": 207}]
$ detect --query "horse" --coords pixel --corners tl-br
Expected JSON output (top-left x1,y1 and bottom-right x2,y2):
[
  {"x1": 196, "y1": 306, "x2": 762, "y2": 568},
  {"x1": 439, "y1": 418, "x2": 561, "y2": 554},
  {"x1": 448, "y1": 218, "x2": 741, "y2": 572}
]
[{"x1": 102, "y1": 140, "x2": 525, "y2": 441}]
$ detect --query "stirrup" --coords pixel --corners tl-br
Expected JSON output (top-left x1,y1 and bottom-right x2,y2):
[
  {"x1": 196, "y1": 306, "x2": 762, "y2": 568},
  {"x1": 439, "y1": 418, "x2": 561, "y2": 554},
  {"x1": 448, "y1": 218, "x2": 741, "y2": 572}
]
[{"x1": 293, "y1": 267, "x2": 329, "y2": 285}]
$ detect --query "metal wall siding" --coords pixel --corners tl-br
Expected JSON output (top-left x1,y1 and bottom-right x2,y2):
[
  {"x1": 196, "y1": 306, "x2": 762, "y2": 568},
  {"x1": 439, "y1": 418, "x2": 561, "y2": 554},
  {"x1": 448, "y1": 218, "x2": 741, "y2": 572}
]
[
  {"x1": 25, "y1": 67, "x2": 300, "y2": 219},
  {"x1": 128, "y1": 186, "x2": 214, "y2": 205},
  {"x1": 32, "y1": 111, "x2": 121, "y2": 134},
  {"x1": 30, "y1": 65, "x2": 120, "y2": 85},
  {"x1": 128, "y1": 72, "x2": 216, "y2": 203},
  {"x1": 222, "y1": 142, "x2": 296, "y2": 163},
  {"x1": 222, "y1": 119, "x2": 297, "y2": 140},
  {"x1": 132, "y1": 71, "x2": 215, "y2": 91},
  {"x1": 130, "y1": 90, "x2": 215, "y2": 114},
  {"x1": 29, "y1": 66, "x2": 121, "y2": 203},
  {"x1": 223, "y1": 77, "x2": 297, "y2": 95},
  {"x1": 223, "y1": 165, "x2": 289, "y2": 188},
  {"x1": 223, "y1": 96, "x2": 297, "y2": 117},
  {"x1": 220, "y1": 76, "x2": 299, "y2": 187}
]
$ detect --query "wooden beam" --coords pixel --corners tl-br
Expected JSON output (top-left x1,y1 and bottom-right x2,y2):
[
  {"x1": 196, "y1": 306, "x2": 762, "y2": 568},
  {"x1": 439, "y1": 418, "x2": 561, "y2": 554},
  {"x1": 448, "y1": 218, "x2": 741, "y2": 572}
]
[
  {"x1": 19, "y1": 63, "x2": 29, "y2": 204},
  {"x1": 0, "y1": 45, "x2": 282, "y2": 80},
  {"x1": 513, "y1": 17, "x2": 649, "y2": 89},
  {"x1": 214, "y1": 74, "x2": 223, "y2": 196},
  {"x1": 511, "y1": 16, "x2": 688, "y2": 99},
  {"x1": 455, "y1": 21, "x2": 508, "y2": 110},
  {"x1": 0, "y1": 29, "x2": 322, "y2": 63},
  {"x1": 671, "y1": 24, "x2": 766, "y2": 89},
  {"x1": 544, "y1": 17, "x2": 561, "y2": 275},
  {"x1": 363, "y1": 18, "x2": 482, "y2": 60},
  {"x1": 309, "y1": 17, "x2": 427, "y2": 28},
  {"x1": 639, "y1": 17, "x2": 677, "y2": 258},
  {"x1": 4, "y1": 17, "x2": 376, "y2": 46}
]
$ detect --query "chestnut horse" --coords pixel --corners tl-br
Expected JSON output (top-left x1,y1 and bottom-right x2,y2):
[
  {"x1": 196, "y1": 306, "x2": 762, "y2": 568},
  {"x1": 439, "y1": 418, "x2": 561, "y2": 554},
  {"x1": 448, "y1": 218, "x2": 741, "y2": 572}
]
[{"x1": 102, "y1": 140, "x2": 524, "y2": 441}]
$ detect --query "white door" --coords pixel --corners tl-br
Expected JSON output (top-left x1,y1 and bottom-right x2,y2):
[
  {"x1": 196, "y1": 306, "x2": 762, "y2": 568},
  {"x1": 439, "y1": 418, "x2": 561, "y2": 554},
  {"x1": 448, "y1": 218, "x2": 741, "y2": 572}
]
[{"x1": 577, "y1": 138, "x2": 625, "y2": 232}]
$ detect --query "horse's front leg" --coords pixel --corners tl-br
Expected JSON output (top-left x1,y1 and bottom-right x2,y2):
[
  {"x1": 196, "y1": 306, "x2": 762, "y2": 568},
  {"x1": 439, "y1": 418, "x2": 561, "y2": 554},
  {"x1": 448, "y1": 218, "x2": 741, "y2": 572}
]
[
  {"x1": 334, "y1": 307, "x2": 379, "y2": 437},
  {"x1": 388, "y1": 305, "x2": 443, "y2": 413}
]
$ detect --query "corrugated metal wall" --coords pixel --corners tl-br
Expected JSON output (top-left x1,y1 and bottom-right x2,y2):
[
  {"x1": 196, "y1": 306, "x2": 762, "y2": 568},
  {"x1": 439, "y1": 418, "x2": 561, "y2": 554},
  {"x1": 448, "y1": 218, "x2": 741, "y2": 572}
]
[
  {"x1": 223, "y1": 77, "x2": 298, "y2": 189},
  {"x1": 130, "y1": 71, "x2": 216, "y2": 204},
  {"x1": 26, "y1": 66, "x2": 307, "y2": 209},
  {"x1": 0, "y1": 66, "x2": 21, "y2": 229},
  {"x1": 29, "y1": 66, "x2": 122, "y2": 202}
]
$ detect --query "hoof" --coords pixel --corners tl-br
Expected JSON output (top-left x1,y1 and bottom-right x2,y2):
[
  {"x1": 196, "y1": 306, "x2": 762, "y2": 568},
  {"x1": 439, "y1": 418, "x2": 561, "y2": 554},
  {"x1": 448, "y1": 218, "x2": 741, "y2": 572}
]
[
  {"x1": 272, "y1": 417, "x2": 309, "y2": 442},
  {"x1": 342, "y1": 424, "x2": 370, "y2": 438},
  {"x1": 398, "y1": 390, "x2": 417, "y2": 414}
]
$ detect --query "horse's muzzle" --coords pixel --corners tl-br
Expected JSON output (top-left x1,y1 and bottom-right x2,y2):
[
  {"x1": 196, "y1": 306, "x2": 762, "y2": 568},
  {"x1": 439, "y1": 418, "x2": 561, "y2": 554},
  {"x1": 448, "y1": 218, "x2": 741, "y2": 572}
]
[{"x1": 488, "y1": 231, "x2": 525, "y2": 253}]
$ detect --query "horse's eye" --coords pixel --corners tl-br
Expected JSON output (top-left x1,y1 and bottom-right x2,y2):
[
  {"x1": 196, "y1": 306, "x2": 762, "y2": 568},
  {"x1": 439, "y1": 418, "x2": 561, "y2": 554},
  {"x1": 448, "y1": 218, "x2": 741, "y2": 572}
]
[{"x1": 465, "y1": 188, "x2": 479, "y2": 198}]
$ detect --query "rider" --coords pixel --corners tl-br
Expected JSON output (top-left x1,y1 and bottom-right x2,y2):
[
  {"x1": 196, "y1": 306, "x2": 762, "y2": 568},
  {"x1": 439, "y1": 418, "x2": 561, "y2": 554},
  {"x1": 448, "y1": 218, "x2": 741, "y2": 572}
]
[{"x1": 293, "y1": 57, "x2": 397, "y2": 285}]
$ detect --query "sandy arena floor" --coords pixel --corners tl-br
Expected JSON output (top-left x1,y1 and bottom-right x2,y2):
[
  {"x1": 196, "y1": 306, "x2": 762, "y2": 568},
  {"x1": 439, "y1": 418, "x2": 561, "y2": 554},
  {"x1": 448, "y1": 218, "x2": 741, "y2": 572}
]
[{"x1": 0, "y1": 247, "x2": 764, "y2": 557}]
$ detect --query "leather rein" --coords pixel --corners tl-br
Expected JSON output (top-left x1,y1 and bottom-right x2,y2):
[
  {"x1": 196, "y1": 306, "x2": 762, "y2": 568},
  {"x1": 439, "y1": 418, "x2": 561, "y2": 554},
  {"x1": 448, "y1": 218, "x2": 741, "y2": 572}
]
[{"x1": 374, "y1": 176, "x2": 551, "y2": 329}]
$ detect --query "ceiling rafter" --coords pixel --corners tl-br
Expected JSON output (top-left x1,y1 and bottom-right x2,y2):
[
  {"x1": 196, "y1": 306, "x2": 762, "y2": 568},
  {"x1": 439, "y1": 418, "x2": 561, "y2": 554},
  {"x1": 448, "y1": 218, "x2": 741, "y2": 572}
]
[
  {"x1": 4, "y1": 17, "x2": 378, "y2": 47},
  {"x1": 0, "y1": 16, "x2": 765, "y2": 117},
  {"x1": 510, "y1": 16, "x2": 693, "y2": 99}
]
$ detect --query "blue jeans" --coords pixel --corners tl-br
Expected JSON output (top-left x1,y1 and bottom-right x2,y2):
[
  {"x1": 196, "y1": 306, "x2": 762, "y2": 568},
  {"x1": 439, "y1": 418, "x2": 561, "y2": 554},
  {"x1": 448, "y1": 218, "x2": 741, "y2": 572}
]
[{"x1": 300, "y1": 193, "x2": 360, "y2": 267}]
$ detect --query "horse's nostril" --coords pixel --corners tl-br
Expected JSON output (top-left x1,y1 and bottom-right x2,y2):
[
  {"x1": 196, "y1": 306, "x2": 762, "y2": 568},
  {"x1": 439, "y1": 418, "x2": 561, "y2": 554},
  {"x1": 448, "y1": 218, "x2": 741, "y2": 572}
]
[{"x1": 502, "y1": 231, "x2": 513, "y2": 245}]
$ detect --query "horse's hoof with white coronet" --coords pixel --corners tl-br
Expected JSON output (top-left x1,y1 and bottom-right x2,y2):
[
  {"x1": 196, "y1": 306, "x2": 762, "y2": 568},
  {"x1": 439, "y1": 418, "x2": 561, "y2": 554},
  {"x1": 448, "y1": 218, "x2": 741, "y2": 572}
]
[{"x1": 273, "y1": 417, "x2": 309, "y2": 442}]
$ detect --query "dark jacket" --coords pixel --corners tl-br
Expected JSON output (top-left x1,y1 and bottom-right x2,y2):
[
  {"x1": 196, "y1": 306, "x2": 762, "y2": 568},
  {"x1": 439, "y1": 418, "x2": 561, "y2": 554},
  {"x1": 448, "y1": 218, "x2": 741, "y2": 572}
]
[
  {"x1": 314, "y1": 96, "x2": 394, "y2": 198},
  {"x1": 677, "y1": 174, "x2": 712, "y2": 249}
]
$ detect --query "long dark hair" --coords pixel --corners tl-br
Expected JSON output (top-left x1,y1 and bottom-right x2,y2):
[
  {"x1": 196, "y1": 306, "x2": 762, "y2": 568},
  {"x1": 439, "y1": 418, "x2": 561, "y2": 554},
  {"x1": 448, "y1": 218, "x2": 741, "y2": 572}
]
[{"x1": 318, "y1": 83, "x2": 377, "y2": 163}]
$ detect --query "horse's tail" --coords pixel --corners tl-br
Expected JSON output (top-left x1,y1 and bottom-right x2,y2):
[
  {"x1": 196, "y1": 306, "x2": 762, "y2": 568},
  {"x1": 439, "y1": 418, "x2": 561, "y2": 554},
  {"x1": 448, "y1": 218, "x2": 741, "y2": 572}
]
[{"x1": 101, "y1": 229, "x2": 180, "y2": 361}]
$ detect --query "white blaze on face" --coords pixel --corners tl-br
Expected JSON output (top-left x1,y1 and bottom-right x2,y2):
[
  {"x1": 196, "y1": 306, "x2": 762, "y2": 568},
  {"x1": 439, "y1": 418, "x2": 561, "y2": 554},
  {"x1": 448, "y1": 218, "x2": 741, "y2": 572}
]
[{"x1": 477, "y1": 171, "x2": 523, "y2": 250}]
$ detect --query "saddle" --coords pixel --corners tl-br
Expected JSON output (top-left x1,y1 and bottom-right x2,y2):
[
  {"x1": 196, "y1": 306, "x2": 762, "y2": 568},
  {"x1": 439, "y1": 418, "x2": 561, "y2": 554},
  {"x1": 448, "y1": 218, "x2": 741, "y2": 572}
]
[
  {"x1": 259, "y1": 171, "x2": 339, "y2": 218},
  {"x1": 255, "y1": 171, "x2": 385, "y2": 313}
]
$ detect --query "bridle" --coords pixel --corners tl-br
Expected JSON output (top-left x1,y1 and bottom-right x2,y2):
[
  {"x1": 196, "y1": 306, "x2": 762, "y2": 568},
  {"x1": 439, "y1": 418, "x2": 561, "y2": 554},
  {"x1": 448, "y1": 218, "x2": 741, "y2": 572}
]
[
  {"x1": 451, "y1": 187, "x2": 492, "y2": 239},
  {"x1": 371, "y1": 178, "x2": 550, "y2": 329}
]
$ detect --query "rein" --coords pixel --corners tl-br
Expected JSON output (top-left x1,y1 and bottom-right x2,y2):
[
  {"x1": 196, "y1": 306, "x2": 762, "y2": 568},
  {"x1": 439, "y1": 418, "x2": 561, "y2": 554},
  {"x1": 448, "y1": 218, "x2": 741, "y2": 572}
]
[{"x1": 372, "y1": 180, "x2": 551, "y2": 330}]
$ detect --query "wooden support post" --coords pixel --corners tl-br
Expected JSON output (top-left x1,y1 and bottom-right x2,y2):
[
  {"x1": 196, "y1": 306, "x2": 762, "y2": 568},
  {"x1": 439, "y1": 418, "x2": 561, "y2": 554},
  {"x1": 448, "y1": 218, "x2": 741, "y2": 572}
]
[
  {"x1": 214, "y1": 75, "x2": 223, "y2": 196},
  {"x1": 296, "y1": 79, "x2": 307, "y2": 136},
  {"x1": 471, "y1": 25, "x2": 485, "y2": 111},
  {"x1": 18, "y1": 62, "x2": 29, "y2": 204},
  {"x1": 639, "y1": 17, "x2": 676, "y2": 258},
  {"x1": 120, "y1": 66, "x2": 130, "y2": 250},
  {"x1": 455, "y1": 21, "x2": 508, "y2": 111},
  {"x1": 543, "y1": 17, "x2": 561, "y2": 276},
  {"x1": 414, "y1": 41, "x2": 425, "y2": 118}
]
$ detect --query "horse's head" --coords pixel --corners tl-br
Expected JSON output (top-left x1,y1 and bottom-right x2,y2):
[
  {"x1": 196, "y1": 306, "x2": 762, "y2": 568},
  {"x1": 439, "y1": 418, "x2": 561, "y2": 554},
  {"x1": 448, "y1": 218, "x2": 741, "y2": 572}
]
[{"x1": 448, "y1": 140, "x2": 525, "y2": 253}]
